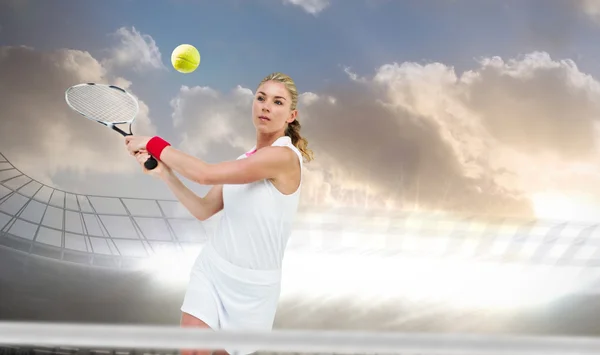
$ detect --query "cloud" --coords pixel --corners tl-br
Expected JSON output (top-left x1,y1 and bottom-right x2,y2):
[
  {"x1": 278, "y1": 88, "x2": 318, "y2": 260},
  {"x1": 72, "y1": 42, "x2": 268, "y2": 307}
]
[
  {"x1": 282, "y1": 0, "x2": 331, "y2": 15},
  {"x1": 102, "y1": 26, "x2": 166, "y2": 73},
  {"x1": 358, "y1": 51, "x2": 600, "y2": 219},
  {"x1": 5, "y1": 44, "x2": 596, "y2": 221},
  {"x1": 170, "y1": 85, "x2": 256, "y2": 163},
  {"x1": 170, "y1": 51, "x2": 600, "y2": 221},
  {"x1": 0, "y1": 45, "x2": 157, "y2": 188}
]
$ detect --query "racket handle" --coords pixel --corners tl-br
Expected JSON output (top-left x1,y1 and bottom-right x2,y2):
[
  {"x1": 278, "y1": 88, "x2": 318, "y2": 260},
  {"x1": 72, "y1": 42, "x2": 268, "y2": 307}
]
[{"x1": 144, "y1": 156, "x2": 158, "y2": 170}]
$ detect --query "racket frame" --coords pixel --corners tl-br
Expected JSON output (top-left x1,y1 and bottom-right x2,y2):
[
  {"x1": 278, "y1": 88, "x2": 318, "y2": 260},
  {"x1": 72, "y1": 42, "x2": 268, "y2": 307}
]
[{"x1": 64, "y1": 83, "x2": 158, "y2": 169}]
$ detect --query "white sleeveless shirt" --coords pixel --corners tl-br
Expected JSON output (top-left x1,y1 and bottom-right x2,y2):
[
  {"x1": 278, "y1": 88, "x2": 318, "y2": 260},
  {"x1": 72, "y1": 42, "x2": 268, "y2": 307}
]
[{"x1": 208, "y1": 136, "x2": 303, "y2": 270}]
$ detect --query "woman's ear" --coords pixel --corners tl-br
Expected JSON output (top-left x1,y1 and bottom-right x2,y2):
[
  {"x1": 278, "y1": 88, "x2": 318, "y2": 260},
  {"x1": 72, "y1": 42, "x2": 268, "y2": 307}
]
[{"x1": 287, "y1": 110, "x2": 298, "y2": 123}]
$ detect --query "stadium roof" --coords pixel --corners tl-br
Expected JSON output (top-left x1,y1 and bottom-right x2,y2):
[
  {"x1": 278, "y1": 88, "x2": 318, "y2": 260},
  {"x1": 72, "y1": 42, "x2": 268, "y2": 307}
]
[{"x1": 2, "y1": 151, "x2": 600, "y2": 271}]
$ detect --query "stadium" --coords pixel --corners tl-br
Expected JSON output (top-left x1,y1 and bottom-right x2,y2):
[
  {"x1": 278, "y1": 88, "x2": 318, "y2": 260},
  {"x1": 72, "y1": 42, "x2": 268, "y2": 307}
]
[{"x1": 2, "y1": 150, "x2": 600, "y2": 354}]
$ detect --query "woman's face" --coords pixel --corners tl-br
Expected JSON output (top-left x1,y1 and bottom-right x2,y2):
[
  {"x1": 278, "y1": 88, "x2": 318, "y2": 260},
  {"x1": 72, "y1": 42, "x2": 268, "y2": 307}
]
[{"x1": 252, "y1": 80, "x2": 296, "y2": 134}]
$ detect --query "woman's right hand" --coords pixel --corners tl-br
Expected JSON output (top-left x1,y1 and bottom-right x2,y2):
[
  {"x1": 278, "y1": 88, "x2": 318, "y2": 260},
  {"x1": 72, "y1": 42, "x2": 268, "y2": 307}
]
[{"x1": 134, "y1": 151, "x2": 171, "y2": 180}]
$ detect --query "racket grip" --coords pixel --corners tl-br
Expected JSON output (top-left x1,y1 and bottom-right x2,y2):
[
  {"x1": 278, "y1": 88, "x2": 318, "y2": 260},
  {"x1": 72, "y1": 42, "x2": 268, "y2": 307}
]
[{"x1": 144, "y1": 156, "x2": 158, "y2": 170}]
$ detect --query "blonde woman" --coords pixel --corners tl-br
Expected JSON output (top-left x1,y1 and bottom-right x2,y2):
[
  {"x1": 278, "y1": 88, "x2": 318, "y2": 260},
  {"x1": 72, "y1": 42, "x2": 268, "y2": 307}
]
[{"x1": 125, "y1": 72, "x2": 313, "y2": 355}]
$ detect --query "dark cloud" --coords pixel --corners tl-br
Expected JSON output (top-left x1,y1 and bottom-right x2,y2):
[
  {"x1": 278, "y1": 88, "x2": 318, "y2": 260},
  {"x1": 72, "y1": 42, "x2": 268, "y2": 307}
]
[
  {"x1": 298, "y1": 84, "x2": 532, "y2": 216},
  {"x1": 0, "y1": 45, "x2": 160, "y2": 197},
  {"x1": 464, "y1": 54, "x2": 600, "y2": 160}
]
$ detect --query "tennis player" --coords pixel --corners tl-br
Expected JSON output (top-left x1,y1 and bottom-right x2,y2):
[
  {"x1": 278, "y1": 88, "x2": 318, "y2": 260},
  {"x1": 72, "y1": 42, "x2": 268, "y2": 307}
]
[{"x1": 125, "y1": 72, "x2": 313, "y2": 355}]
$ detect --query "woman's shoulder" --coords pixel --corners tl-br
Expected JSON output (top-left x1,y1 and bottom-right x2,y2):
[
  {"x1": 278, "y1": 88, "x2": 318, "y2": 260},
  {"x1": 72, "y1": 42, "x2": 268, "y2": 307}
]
[{"x1": 271, "y1": 136, "x2": 303, "y2": 165}]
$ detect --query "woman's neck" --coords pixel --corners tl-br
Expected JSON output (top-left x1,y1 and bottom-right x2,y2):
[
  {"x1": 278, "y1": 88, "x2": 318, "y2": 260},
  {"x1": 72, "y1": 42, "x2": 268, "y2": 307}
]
[{"x1": 255, "y1": 131, "x2": 285, "y2": 150}]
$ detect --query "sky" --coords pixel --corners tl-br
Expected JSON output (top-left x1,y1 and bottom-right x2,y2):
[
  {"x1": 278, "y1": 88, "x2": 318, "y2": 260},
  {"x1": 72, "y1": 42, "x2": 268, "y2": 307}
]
[
  {"x1": 4, "y1": 0, "x2": 600, "y2": 222},
  {"x1": 3, "y1": 0, "x2": 600, "y2": 224},
  {"x1": 6, "y1": 0, "x2": 600, "y2": 345}
]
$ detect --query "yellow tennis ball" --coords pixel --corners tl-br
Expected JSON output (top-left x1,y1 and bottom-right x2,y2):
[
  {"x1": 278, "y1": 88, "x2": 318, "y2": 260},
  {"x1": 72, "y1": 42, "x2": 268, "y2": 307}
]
[{"x1": 171, "y1": 44, "x2": 200, "y2": 73}]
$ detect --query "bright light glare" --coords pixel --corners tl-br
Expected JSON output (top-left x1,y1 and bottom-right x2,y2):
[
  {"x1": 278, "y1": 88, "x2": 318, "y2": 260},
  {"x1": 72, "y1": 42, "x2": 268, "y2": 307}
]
[
  {"x1": 531, "y1": 190, "x2": 600, "y2": 222},
  {"x1": 138, "y1": 248, "x2": 196, "y2": 286},
  {"x1": 137, "y1": 245, "x2": 593, "y2": 311},
  {"x1": 280, "y1": 251, "x2": 589, "y2": 310}
]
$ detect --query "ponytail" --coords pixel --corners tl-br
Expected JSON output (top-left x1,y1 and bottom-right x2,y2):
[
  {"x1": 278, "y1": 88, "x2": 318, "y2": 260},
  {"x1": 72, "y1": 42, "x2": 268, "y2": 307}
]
[{"x1": 285, "y1": 119, "x2": 313, "y2": 162}]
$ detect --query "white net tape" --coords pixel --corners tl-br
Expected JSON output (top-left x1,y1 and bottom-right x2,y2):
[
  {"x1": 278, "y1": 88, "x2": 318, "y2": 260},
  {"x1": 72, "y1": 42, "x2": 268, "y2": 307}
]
[{"x1": 0, "y1": 322, "x2": 599, "y2": 355}]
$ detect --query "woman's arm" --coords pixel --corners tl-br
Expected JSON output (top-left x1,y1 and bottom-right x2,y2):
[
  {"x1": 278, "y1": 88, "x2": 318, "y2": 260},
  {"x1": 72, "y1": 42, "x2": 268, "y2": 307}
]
[
  {"x1": 134, "y1": 152, "x2": 223, "y2": 221},
  {"x1": 125, "y1": 135, "x2": 298, "y2": 186},
  {"x1": 159, "y1": 145, "x2": 297, "y2": 185},
  {"x1": 162, "y1": 173, "x2": 224, "y2": 221}
]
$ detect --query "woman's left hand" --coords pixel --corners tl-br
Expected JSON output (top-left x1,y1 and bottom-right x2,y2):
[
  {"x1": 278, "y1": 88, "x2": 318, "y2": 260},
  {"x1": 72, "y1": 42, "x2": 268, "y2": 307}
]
[{"x1": 125, "y1": 135, "x2": 151, "y2": 155}]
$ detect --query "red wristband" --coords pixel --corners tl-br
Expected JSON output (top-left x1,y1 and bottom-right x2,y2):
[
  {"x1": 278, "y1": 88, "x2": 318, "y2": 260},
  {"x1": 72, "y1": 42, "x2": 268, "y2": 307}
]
[{"x1": 146, "y1": 136, "x2": 171, "y2": 161}]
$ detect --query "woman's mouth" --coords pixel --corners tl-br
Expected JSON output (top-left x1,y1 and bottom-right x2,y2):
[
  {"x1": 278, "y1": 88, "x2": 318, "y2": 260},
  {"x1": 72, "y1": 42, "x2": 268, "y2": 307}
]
[{"x1": 259, "y1": 116, "x2": 270, "y2": 121}]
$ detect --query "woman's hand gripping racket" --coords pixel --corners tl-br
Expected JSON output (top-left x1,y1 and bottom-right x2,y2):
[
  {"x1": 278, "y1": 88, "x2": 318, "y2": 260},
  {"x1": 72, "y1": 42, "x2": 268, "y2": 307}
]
[{"x1": 65, "y1": 83, "x2": 158, "y2": 170}]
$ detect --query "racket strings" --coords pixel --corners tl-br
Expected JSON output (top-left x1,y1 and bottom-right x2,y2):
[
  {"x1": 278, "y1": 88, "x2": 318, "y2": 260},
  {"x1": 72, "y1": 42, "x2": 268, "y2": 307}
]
[
  {"x1": 67, "y1": 85, "x2": 138, "y2": 124},
  {"x1": 80, "y1": 86, "x2": 136, "y2": 121},
  {"x1": 75, "y1": 86, "x2": 136, "y2": 122}
]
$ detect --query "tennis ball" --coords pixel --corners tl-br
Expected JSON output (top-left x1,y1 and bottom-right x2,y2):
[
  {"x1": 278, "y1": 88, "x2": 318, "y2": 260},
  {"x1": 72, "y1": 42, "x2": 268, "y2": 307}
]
[{"x1": 171, "y1": 44, "x2": 200, "y2": 73}]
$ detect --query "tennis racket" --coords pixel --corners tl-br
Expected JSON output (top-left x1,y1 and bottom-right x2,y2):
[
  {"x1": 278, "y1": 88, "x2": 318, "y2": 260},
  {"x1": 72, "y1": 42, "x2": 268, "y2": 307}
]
[{"x1": 65, "y1": 83, "x2": 158, "y2": 170}]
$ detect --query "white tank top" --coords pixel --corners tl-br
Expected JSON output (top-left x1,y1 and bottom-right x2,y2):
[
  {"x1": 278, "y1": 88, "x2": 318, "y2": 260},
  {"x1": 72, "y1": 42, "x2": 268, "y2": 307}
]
[{"x1": 208, "y1": 136, "x2": 303, "y2": 270}]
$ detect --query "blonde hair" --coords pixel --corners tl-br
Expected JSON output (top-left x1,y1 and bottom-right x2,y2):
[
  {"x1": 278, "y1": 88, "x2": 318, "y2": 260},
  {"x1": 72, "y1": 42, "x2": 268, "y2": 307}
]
[{"x1": 258, "y1": 72, "x2": 314, "y2": 163}]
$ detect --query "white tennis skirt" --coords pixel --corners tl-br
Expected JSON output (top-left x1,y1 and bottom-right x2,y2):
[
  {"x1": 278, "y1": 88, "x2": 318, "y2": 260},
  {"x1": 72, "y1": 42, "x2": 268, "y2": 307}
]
[{"x1": 180, "y1": 243, "x2": 283, "y2": 354}]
